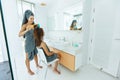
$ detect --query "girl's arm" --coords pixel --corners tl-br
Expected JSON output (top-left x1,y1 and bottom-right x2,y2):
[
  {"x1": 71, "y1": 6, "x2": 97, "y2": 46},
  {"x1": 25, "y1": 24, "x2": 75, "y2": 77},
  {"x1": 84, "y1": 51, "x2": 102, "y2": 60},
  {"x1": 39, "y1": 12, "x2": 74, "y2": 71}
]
[{"x1": 41, "y1": 42, "x2": 54, "y2": 56}]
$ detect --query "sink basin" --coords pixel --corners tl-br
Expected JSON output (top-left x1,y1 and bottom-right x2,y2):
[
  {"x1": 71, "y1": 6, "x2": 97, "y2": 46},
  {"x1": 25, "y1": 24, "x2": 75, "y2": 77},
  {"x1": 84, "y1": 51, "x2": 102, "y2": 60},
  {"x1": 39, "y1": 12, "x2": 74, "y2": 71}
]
[
  {"x1": 45, "y1": 40, "x2": 70, "y2": 50},
  {"x1": 52, "y1": 41, "x2": 70, "y2": 49},
  {"x1": 63, "y1": 46, "x2": 81, "y2": 55},
  {"x1": 45, "y1": 39, "x2": 82, "y2": 55}
]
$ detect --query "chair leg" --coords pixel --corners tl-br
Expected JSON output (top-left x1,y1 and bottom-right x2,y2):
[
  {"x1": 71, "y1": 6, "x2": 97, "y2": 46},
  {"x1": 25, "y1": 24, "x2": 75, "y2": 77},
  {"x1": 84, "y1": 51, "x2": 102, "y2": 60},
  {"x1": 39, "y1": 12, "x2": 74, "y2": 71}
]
[
  {"x1": 44, "y1": 66, "x2": 48, "y2": 80},
  {"x1": 39, "y1": 58, "x2": 42, "y2": 65},
  {"x1": 58, "y1": 63, "x2": 61, "y2": 72}
]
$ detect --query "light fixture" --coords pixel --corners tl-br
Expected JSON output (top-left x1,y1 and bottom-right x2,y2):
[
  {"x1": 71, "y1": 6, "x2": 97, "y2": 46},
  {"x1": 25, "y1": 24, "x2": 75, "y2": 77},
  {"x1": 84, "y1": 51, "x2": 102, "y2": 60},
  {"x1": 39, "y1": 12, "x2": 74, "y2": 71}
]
[{"x1": 40, "y1": 2, "x2": 47, "y2": 6}]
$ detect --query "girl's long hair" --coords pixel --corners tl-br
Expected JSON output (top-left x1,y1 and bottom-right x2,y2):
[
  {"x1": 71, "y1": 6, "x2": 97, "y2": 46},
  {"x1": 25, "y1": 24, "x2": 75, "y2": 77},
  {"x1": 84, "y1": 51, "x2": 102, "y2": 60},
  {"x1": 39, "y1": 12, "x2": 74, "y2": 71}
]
[{"x1": 34, "y1": 27, "x2": 44, "y2": 46}]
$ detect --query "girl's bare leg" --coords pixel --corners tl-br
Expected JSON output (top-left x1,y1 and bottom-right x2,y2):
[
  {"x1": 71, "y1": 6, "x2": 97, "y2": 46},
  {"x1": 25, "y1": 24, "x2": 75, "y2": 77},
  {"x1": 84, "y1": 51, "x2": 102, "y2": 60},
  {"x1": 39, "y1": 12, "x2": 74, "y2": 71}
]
[
  {"x1": 48, "y1": 47, "x2": 61, "y2": 74},
  {"x1": 53, "y1": 61, "x2": 61, "y2": 74}
]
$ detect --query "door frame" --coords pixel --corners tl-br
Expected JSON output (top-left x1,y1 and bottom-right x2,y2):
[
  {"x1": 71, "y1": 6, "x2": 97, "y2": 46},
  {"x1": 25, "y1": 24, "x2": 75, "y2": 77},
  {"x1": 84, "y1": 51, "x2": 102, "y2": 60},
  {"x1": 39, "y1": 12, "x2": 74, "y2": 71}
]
[{"x1": 0, "y1": 0, "x2": 14, "y2": 79}]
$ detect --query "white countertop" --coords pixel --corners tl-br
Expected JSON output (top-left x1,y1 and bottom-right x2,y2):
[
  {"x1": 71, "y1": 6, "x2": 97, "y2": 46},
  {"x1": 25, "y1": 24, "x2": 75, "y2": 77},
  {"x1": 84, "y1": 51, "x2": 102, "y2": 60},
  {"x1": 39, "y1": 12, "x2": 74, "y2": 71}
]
[
  {"x1": 60, "y1": 46, "x2": 81, "y2": 55},
  {"x1": 45, "y1": 40, "x2": 82, "y2": 56}
]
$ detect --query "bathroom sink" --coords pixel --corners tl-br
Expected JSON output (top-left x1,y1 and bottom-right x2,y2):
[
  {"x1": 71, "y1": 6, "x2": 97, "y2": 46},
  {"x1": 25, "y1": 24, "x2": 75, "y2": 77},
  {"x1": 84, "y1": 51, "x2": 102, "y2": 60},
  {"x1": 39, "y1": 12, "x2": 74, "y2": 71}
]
[
  {"x1": 63, "y1": 46, "x2": 81, "y2": 55},
  {"x1": 45, "y1": 39, "x2": 70, "y2": 50},
  {"x1": 51, "y1": 41, "x2": 82, "y2": 55},
  {"x1": 52, "y1": 41, "x2": 70, "y2": 50},
  {"x1": 45, "y1": 39, "x2": 82, "y2": 55}
]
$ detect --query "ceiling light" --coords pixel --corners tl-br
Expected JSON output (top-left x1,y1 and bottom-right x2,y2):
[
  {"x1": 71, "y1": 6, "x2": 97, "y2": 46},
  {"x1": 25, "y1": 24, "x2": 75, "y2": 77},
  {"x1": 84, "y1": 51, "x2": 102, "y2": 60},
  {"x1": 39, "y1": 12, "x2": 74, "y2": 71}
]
[{"x1": 40, "y1": 2, "x2": 47, "y2": 6}]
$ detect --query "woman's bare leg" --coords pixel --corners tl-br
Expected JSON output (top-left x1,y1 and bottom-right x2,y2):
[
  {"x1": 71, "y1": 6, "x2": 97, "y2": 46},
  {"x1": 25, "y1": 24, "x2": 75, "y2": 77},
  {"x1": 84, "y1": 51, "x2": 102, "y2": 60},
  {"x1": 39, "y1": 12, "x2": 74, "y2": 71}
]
[
  {"x1": 34, "y1": 54, "x2": 43, "y2": 69},
  {"x1": 53, "y1": 61, "x2": 61, "y2": 74},
  {"x1": 25, "y1": 53, "x2": 34, "y2": 75}
]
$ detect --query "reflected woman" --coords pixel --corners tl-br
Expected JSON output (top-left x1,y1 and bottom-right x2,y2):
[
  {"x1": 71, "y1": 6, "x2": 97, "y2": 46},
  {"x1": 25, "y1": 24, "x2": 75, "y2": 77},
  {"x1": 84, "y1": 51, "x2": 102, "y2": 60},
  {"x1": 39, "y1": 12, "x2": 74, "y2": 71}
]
[
  {"x1": 70, "y1": 20, "x2": 82, "y2": 30},
  {"x1": 18, "y1": 10, "x2": 42, "y2": 75},
  {"x1": 70, "y1": 20, "x2": 77, "y2": 30}
]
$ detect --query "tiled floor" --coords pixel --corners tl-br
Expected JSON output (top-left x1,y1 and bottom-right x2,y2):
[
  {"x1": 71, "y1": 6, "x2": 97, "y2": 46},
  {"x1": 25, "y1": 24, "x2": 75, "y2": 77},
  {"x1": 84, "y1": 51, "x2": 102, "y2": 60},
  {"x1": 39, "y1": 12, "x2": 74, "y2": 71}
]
[
  {"x1": 0, "y1": 61, "x2": 12, "y2": 80},
  {"x1": 14, "y1": 54, "x2": 119, "y2": 80}
]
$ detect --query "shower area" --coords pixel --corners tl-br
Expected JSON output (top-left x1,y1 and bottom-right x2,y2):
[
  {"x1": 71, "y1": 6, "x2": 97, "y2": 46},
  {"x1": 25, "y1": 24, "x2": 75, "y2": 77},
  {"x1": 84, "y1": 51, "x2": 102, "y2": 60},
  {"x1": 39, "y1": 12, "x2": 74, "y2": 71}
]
[{"x1": 0, "y1": 1, "x2": 13, "y2": 79}]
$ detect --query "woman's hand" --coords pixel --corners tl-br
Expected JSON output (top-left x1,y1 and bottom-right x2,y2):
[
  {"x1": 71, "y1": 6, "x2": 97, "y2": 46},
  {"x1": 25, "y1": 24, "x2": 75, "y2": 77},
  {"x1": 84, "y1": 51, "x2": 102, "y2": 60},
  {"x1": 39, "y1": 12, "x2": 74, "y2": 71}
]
[
  {"x1": 50, "y1": 51, "x2": 54, "y2": 54},
  {"x1": 33, "y1": 24, "x2": 38, "y2": 28}
]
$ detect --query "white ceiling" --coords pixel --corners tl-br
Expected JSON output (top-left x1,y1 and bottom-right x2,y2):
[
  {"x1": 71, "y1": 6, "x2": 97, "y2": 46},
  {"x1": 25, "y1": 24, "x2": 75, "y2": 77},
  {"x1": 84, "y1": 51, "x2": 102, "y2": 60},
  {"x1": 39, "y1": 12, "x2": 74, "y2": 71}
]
[
  {"x1": 24, "y1": 0, "x2": 56, "y2": 6},
  {"x1": 24, "y1": 0, "x2": 83, "y2": 15},
  {"x1": 64, "y1": 2, "x2": 83, "y2": 15}
]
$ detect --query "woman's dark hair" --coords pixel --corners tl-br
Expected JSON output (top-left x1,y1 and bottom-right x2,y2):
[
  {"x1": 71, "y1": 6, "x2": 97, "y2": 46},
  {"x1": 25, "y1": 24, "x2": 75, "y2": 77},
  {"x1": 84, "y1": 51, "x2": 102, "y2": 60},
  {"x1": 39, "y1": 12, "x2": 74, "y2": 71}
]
[
  {"x1": 22, "y1": 10, "x2": 34, "y2": 38},
  {"x1": 22, "y1": 10, "x2": 34, "y2": 26},
  {"x1": 70, "y1": 20, "x2": 77, "y2": 29},
  {"x1": 34, "y1": 27, "x2": 44, "y2": 46}
]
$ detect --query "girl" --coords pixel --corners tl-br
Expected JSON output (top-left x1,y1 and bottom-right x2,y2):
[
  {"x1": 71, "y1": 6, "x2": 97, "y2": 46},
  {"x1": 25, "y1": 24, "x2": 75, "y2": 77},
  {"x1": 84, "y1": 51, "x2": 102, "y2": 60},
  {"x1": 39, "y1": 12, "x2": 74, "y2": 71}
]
[{"x1": 34, "y1": 27, "x2": 61, "y2": 74}]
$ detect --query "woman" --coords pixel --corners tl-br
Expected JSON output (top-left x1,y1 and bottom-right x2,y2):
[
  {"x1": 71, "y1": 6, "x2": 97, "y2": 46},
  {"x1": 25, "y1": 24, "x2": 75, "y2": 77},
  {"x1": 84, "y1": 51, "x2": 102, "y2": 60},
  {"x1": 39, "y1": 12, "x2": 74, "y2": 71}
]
[
  {"x1": 34, "y1": 27, "x2": 61, "y2": 74},
  {"x1": 70, "y1": 20, "x2": 77, "y2": 30},
  {"x1": 19, "y1": 10, "x2": 42, "y2": 75}
]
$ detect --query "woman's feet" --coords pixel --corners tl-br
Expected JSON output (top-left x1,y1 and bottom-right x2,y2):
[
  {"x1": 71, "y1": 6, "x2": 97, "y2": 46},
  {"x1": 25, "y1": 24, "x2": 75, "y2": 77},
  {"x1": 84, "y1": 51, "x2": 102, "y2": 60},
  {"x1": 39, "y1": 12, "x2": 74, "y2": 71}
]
[
  {"x1": 36, "y1": 65, "x2": 43, "y2": 69},
  {"x1": 28, "y1": 70, "x2": 35, "y2": 75},
  {"x1": 27, "y1": 65, "x2": 42, "y2": 75},
  {"x1": 48, "y1": 64, "x2": 52, "y2": 67},
  {"x1": 53, "y1": 69, "x2": 61, "y2": 75}
]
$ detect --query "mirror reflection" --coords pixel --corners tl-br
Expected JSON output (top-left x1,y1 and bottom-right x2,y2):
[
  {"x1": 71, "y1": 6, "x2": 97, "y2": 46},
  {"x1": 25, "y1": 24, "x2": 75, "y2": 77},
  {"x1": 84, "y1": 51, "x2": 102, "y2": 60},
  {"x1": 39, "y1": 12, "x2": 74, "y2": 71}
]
[
  {"x1": 70, "y1": 20, "x2": 82, "y2": 30},
  {"x1": 63, "y1": 3, "x2": 83, "y2": 30},
  {"x1": 47, "y1": 2, "x2": 83, "y2": 30}
]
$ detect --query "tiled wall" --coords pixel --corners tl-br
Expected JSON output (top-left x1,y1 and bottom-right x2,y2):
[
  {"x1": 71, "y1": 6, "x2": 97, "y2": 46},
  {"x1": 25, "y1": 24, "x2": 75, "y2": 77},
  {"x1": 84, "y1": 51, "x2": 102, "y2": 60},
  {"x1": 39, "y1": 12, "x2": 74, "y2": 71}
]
[{"x1": 45, "y1": 30, "x2": 83, "y2": 46}]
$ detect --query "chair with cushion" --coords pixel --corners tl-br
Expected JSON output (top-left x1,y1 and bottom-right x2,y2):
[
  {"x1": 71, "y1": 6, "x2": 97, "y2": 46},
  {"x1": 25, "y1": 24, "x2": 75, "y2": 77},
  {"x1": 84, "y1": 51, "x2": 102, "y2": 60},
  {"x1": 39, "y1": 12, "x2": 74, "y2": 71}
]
[{"x1": 37, "y1": 48, "x2": 59, "y2": 80}]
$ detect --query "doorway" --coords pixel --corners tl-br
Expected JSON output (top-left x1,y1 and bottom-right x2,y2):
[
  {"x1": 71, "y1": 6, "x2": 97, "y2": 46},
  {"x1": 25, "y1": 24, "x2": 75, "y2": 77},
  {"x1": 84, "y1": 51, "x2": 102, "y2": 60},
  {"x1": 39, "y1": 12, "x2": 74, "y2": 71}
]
[{"x1": 0, "y1": 0, "x2": 14, "y2": 79}]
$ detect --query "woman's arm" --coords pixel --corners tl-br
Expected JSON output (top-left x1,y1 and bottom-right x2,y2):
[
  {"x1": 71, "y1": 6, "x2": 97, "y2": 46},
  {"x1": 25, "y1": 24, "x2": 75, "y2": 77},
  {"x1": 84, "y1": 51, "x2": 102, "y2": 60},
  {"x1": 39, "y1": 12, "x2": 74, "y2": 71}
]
[
  {"x1": 19, "y1": 24, "x2": 35, "y2": 37},
  {"x1": 18, "y1": 25, "x2": 28, "y2": 37}
]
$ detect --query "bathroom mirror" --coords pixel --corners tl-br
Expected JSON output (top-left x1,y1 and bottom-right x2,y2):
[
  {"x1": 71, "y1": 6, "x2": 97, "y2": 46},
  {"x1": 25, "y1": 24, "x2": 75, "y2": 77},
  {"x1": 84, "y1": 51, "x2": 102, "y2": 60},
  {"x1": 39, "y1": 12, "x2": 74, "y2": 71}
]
[
  {"x1": 16, "y1": 0, "x2": 83, "y2": 31},
  {"x1": 47, "y1": 1, "x2": 83, "y2": 31}
]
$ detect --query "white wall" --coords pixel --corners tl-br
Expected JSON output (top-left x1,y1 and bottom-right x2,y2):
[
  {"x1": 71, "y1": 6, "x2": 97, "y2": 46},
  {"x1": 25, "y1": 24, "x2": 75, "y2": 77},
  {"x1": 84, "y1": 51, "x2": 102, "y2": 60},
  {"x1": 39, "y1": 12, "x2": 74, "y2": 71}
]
[
  {"x1": 34, "y1": 3, "x2": 50, "y2": 39},
  {"x1": 109, "y1": 0, "x2": 120, "y2": 77},
  {"x1": 1, "y1": 0, "x2": 23, "y2": 79},
  {"x1": 82, "y1": 0, "x2": 92, "y2": 65},
  {"x1": 88, "y1": 0, "x2": 120, "y2": 77},
  {"x1": 47, "y1": 0, "x2": 82, "y2": 16},
  {"x1": 46, "y1": 30, "x2": 83, "y2": 44},
  {"x1": 91, "y1": 0, "x2": 115, "y2": 67},
  {"x1": 0, "y1": 12, "x2": 8, "y2": 62},
  {"x1": 34, "y1": 4, "x2": 48, "y2": 32}
]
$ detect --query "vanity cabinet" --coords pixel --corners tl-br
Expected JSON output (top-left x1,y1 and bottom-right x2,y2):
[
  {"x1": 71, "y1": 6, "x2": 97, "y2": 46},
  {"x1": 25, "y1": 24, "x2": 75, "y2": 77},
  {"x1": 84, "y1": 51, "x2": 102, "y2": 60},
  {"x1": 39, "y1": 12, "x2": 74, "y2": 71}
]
[
  {"x1": 47, "y1": 41, "x2": 82, "y2": 71},
  {"x1": 59, "y1": 51, "x2": 75, "y2": 71},
  {"x1": 55, "y1": 48, "x2": 82, "y2": 71}
]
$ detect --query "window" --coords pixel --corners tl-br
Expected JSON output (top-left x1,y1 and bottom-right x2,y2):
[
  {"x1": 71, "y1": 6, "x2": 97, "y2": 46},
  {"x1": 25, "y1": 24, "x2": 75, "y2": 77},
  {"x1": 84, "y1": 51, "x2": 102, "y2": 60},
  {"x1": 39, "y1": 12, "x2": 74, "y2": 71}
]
[{"x1": 16, "y1": 0, "x2": 35, "y2": 26}]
